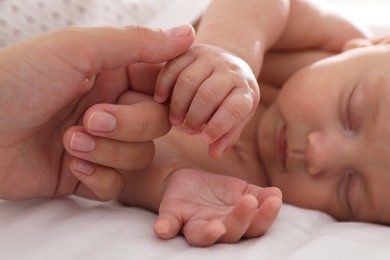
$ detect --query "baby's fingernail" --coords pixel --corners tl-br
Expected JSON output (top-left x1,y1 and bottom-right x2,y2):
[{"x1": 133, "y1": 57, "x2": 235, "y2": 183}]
[
  {"x1": 270, "y1": 199, "x2": 283, "y2": 210},
  {"x1": 243, "y1": 199, "x2": 258, "y2": 211},
  {"x1": 164, "y1": 24, "x2": 192, "y2": 38},
  {"x1": 73, "y1": 159, "x2": 95, "y2": 176},
  {"x1": 70, "y1": 132, "x2": 96, "y2": 152},
  {"x1": 88, "y1": 111, "x2": 116, "y2": 132},
  {"x1": 183, "y1": 124, "x2": 197, "y2": 135},
  {"x1": 170, "y1": 115, "x2": 181, "y2": 126},
  {"x1": 154, "y1": 95, "x2": 165, "y2": 103},
  {"x1": 200, "y1": 132, "x2": 213, "y2": 144}
]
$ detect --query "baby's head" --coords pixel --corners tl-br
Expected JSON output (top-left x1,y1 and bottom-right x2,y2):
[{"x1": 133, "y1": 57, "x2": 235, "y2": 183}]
[{"x1": 258, "y1": 37, "x2": 390, "y2": 224}]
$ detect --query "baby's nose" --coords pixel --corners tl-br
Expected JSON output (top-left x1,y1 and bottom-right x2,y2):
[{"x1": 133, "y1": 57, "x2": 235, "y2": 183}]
[{"x1": 306, "y1": 130, "x2": 339, "y2": 175}]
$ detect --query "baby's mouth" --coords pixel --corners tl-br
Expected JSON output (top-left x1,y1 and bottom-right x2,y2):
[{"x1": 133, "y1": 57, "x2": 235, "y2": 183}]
[{"x1": 278, "y1": 126, "x2": 287, "y2": 168}]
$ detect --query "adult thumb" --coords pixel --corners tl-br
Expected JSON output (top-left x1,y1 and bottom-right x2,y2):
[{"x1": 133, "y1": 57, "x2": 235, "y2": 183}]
[
  {"x1": 73, "y1": 24, "x2": 195, "y2": 72},
  {"x1": 124, "y1": 24, "x2": 196, "y2": 63}
]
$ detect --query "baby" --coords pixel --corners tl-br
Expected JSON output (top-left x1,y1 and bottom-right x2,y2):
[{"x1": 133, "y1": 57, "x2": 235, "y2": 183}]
[
  {"x1": 128, "y1": 34, "x2": 390, "y2": 246},
  {"x1": 65, "y1": 0, "x2": 386, "y2": 247}
]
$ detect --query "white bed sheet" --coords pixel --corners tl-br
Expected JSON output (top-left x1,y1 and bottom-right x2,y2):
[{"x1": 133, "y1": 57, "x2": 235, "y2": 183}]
[
  {"x1": 2, "y1": 197, "x2": 390, "y2": 260},
  {"x1": 1, "y1": 1, "x2": 390, "y2": 259}
]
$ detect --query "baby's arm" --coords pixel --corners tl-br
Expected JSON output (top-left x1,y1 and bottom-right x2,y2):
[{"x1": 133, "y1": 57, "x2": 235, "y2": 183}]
[
  {"x1": 273, "y1": 0, "x2": 371, "y2": 52},
  {"x1": 155, "y1": 0, "x2": 290, "y2": 159},
  {"x1": 155, "y1": 0, "x2": 368, "y2": 159}
]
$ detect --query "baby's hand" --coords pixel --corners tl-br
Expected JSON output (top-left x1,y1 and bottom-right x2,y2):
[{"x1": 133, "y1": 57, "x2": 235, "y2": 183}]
[
  {"x1": 154, "y1": 168, "x2": 282, "y2": 247},
  {"x1": 154, "y1": 44, "x2": 260, "y2": 159}
]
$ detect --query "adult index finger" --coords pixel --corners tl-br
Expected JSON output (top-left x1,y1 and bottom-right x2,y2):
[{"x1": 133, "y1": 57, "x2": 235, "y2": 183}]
[{"x1": 83, "y1": 91, "x2": 172, "y2": 142}]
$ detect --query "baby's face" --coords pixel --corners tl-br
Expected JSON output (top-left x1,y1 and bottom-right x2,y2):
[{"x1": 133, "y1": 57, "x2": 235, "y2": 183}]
[{"x1": 258, "y1": 43, "x2": 390, "y2": 224}]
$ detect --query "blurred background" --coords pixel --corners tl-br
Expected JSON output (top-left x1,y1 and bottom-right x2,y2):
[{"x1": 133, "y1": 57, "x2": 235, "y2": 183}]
[
  {"x1": 0, "y1": 0, "x2": 389, "y2": 48},
  {"x1": 325, "y1": 0, "x2": 389, "y2": 36}
]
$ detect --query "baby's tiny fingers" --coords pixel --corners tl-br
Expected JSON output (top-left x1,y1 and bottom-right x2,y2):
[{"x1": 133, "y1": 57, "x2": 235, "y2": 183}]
[
  {"x1": 169, "y1": 62, "x2": 212, "y2": 126},
  {"x1": 218, "y1": 194, "x2": 258, "y2": 243},
  {"x1": 155, "y1": 50, "x2": 199, "y2": 103},
  {"x1": 154, "y1": 212, "x2": 182, "y2": 240},
  {"x1": 244, "y1": 196, "x2": 282, "y2": 238},
  {"x1": 206, "y1": 123, "x2": 245, "y2": 159},
  {"x1": 64, "y1": 126, "x2": 155, "y2": 171},
  {"x1": 183, "y1": 75, "x2": 232, "y2": 133},
  {"x1": 201, "y1": 88, "x2": 254, "y2": 144},
  {"x1": 183, "y1": 219, "x2": 226, "y2": 247}
]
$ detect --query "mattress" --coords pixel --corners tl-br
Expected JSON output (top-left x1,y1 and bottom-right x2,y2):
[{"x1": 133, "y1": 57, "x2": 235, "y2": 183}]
[{"x1": 1, "y1": 0, "x2": 390, "y2": 259}]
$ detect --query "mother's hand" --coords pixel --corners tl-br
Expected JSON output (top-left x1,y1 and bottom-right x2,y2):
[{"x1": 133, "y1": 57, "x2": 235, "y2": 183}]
[{"x1": 0, "y1": 24, "x2": 194, "y2": 200}]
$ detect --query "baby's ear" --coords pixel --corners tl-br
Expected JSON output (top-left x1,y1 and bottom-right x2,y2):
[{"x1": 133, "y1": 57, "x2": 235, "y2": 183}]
[
  {"x1": 342, "y1": 36, "x2": 390, "y2": 52},
  {"x1": 372, "y1": 36, "x2": 390, "y2": 46},
  {"x1": 342, "y1": 38, "x2": 374, "y2": 52}
]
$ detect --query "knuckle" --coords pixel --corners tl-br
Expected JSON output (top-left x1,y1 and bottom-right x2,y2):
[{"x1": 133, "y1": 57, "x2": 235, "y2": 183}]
[
  {"x1": 177, "y1": 72, "x2": 197, "y2": 90},
  {"x1": 189, "y1": 43, "x2": 208, "y2": 54},
  {"x1": 125, "y1": 25, "x2": 151, "y2": 41},
  {"x1": 225, "y1": 96, "x2": 251, "y2": 119},
  {"x1": 248, "y1": 80, "x2": 260, "y2": 104},
  {"x1": 54, "y1": 27, "x2": 98, "y2": 73},
  {"x1": 198, "y1": 86, "x2": 221, "y2": 106},
  {"x1": 207, "y1": 120, "x2": 225, "y2": 138}
]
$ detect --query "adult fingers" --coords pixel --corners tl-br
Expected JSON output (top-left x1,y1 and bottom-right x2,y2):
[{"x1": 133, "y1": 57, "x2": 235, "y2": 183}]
[
  {"x1": 0, "y1": 24, "x2": 194, "y2": 124},
  {"x1": 70, "y1": 157, "x2": 125, "y2": 201},
  {"x1": 43, "y1": 24, "x2": 195, "y2": 75},
  {"x1": 127, "y1": 63, "x2": 164, "y2": 95},
  {"x1": 83, "y1": 92, "x2": 172, "y2": 142},
  {"x1": 63, "y1": 126, "x2": 155, "y2": 171}
]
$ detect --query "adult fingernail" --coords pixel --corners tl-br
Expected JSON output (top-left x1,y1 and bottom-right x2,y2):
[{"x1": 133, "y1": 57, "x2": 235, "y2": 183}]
[
  {"x1": 70, "y1": 132, "x2": 96, "y2": 152},
  {"x1": 88, "y1": 111, "x2": 116, "y2": 132},
  {"x1": 73, "y1": 159, "x2": 95, "y2": 176},
  {"x1": 164, "y1": 24, "x2": 192, "y2": 38}
]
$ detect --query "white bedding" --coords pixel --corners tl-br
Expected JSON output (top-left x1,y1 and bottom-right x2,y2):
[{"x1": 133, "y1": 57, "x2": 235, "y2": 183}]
[
  {"x1": 1, "y1": 1, "x2": 390, "y2": 259},
  {"x1": 2, "y1": 197, "x2": 390, "y2": 259}
]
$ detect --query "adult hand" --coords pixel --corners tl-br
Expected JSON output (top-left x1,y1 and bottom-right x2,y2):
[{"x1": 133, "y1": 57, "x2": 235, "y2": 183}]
[{"x1": 0, "y1": 24, "x2": 195, "y2": 200}]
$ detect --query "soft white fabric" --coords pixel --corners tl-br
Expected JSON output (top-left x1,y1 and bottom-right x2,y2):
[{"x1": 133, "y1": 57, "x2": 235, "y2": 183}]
[
  {"x1": 1, "y1": 197, "x2": 390, "y2": 260},
  {"x1": 326, "y1": 0, "x2": 390, "y2": 36},
  {"x1": 1, "y1": 0, "x2": 390, "y2": 259},
  {"x1": 0, "y1": 0, "x2": 210, "y2": 48}
]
